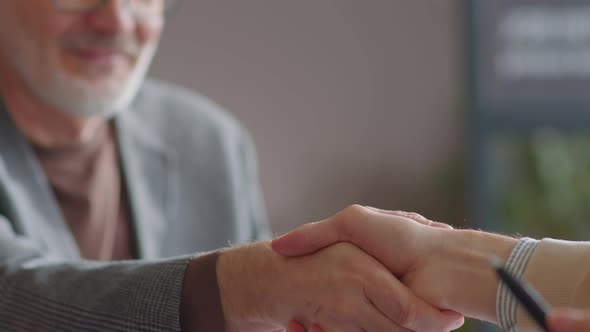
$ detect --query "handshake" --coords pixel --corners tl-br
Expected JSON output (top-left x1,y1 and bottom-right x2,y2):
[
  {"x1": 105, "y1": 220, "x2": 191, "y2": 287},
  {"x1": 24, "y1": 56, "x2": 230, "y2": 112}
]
[{"x1": 191, "y1": 205, "x2": 590, "y2": 332}]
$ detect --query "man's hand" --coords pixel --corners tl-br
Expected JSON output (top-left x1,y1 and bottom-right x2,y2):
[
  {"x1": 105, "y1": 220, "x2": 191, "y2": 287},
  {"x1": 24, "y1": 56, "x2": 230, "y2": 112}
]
[
  {"x1": 272, "y1": 205, "x2": 517, "y2": 323},
  {"x1": 217, "y1": 240, "x2": 463, "y2": 332},
  {"x1": 271, "y1": 205, "x2": 446, "y2": 283},
  {"x1": 549, "y1": 309, "x2": 590, "y2": 332}
]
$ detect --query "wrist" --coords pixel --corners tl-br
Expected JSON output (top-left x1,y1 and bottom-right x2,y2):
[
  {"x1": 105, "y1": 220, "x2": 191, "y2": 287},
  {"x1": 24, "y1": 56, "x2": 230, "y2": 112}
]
[
  {"x1": 423, "y1": 229, "x2": 518, "y2": 322},
  {"x1": 181, "y1": 252, "x2": 224, "y2": 331},
  {"x1": 217, "y1": 242, "x2": 281, "y2": 331}
]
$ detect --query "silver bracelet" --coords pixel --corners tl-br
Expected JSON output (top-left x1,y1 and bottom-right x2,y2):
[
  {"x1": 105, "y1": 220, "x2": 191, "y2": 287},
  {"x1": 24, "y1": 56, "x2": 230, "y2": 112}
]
[{"x1": 496, "y1": 237, "x2": 540, "y2": 331}]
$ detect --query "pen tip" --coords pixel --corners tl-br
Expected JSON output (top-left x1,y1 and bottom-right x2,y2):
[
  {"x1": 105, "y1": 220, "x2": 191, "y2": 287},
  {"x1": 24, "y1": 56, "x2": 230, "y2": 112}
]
[{"x1": 488, "y1": 255, "x2": 504, "y2": 269}]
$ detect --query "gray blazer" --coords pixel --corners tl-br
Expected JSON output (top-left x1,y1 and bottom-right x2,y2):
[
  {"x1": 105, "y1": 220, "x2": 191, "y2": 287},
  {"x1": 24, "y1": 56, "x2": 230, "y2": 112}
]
[{"x1": 0, "y1": 79, "x2": 270, "y2": 331}]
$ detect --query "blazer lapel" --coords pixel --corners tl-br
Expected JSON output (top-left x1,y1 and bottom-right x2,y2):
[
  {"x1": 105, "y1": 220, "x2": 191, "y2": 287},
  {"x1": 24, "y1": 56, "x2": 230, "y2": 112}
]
[
  {"x1": 115, "y1": 108, "x2": 178, "y2": 259},
  {"x1": 0, "y1": 102, "x2": 80, "y2": 260},
  {"x1": 0, "y1": 99, "x2": 178, "y2": 261}
]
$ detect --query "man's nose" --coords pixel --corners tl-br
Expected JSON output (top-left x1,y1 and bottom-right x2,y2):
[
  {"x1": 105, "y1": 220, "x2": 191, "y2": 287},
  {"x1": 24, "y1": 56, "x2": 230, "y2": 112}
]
[{"x1": 85, "y1": 0, "x2": 135, "y2": 35}]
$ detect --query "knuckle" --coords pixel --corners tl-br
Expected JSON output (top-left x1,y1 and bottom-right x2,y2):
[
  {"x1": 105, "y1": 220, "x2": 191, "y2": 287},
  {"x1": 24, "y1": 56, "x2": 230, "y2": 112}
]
[
  {"x1": 343, "y1": 204, "x2": 367, "y2": 217},
  {"x1": 305, "y1": 301, "x2": 324, "y2": 320},
  {"x1": 339, "y1": 205, "x2": 370, "y2": 239},
  {"x1": 335, "y1": 271, "x2": 361, "y2": 289},
  {"x1": 347, "y1": 273, "x2": 367, "y2": 288},
  {"x1": 392, "y1": 298, "x2": 418, "y2": 328},
  {"x1": 407, "y1": 212, "x2": 423, "y2": 219},
  {"x1": 333, "y1": 299, "x2": 357, "y2": 319}
]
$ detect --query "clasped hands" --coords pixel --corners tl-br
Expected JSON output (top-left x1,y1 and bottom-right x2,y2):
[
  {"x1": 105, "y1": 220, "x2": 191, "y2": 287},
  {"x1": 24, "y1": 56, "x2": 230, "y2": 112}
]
[
  {"x1": 271, "y1": 205, "x2": 463, "y2": 332},
  {"x1": 217, "y1": 205, "x2": 471, "y2": 332}
]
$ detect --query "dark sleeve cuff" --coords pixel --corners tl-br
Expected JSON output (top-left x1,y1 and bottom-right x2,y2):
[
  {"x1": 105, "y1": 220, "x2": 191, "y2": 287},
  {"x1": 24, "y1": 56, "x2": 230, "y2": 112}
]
[{"x1": 181, "y1": 251, "x2": 225, "y2": 331}]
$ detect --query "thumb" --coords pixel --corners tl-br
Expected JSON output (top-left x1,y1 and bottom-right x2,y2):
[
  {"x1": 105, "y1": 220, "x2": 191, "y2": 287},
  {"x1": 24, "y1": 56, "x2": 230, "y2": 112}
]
[
  {"x1": 548, "y1": 309, "x2": 590, "y2": 332},
  {"x1": 272, "y1": 218, "x2": 347, "y2": 257}
]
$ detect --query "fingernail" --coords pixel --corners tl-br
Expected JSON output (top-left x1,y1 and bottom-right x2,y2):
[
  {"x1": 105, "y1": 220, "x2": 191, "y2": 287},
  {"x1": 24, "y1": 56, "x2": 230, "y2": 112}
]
[
  {"x1": 551, "y1": 316, "x2": 576, "y2": 331},
  {"x1": 432, "y1": 221, "x2": 454, "y2": 229},
  {"x1": 451, "y1": 317, "x2": 465, "y2": 330},
  {"x1": 441, "y1": 310, "x2": 465, "y2": 330},
  {"x1": 551, "y1": 310, "x2": 585, "y2": 331}
]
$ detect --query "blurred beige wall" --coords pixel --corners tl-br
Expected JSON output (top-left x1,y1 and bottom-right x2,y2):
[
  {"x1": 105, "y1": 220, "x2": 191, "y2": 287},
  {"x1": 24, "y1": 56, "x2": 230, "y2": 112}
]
[{"x1": 151, "y1": 0, "x2": 466, "y2": 234}]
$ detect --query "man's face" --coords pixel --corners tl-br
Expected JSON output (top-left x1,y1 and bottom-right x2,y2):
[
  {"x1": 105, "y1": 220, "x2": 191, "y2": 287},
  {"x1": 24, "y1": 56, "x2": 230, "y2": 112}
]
[{"x1": 0, "y1": 0, "x2": 164, "y2": 118}]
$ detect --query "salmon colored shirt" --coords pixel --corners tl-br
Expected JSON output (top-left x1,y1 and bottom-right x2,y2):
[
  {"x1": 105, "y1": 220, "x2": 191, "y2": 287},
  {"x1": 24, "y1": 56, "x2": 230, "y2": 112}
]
[{"x1": 32, "y1": 123, "x2": 135, "y2": 261}]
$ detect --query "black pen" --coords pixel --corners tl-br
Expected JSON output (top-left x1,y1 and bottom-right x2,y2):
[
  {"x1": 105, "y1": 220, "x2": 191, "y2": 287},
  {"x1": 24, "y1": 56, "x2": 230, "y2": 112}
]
[{"x1": 489, "y1": 256, "x2": 552, "y2": 332}]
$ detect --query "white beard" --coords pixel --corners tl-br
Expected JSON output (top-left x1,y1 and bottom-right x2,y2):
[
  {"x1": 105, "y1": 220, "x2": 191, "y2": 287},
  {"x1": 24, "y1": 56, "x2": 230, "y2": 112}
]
[
  {"x1": 34, "y1": 46, "x2": 154, "y2": 118},
  {"x1": 6, "y1": 32, "x2": 158, "y2": 119}
]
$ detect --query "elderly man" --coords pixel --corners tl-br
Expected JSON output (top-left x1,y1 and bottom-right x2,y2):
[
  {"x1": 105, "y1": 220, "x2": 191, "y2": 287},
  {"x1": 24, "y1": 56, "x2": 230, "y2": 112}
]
[{"x1": 0, "y1": 1, "x2": 464, "y2": 331}]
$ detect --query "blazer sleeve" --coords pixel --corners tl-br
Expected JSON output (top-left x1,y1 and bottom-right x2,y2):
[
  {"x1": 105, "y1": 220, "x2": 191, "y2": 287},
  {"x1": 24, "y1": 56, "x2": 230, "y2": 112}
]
[
  {"x1": 0, "y1": 214, "x2": 191, "y2": 331},
  {"x1": 516, "y1": 238, "x2": 590, "y2": 331}
]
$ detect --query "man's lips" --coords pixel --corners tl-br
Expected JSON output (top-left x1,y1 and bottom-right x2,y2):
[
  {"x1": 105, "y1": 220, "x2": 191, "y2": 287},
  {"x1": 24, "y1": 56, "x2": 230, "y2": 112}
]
[{"x1": 68, "y1": 48, "x2": 131, "y2": 65}]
